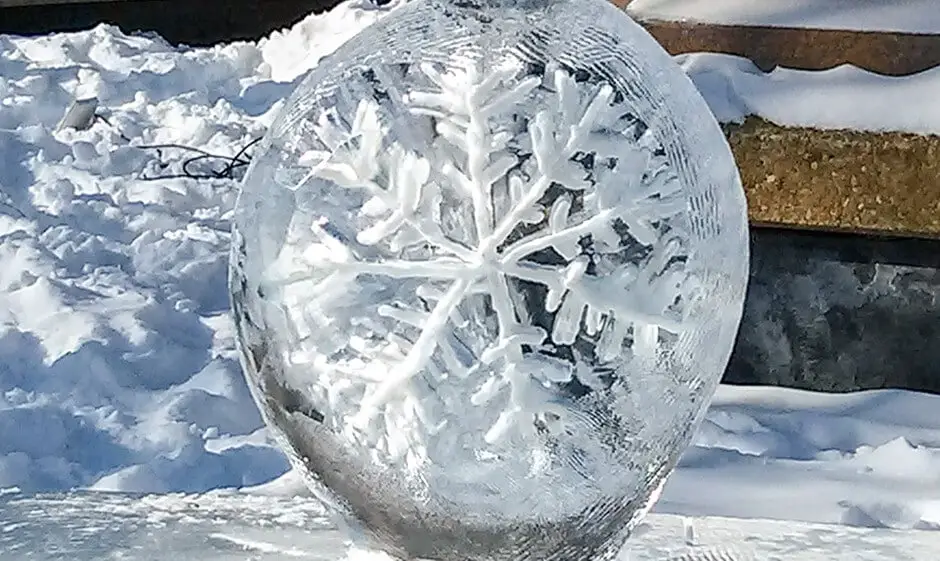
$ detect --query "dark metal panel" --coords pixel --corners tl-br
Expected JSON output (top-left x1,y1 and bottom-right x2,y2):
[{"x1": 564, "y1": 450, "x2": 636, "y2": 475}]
[{"x1": 729, "y1": 228, "x2": 940, "y2": 393}]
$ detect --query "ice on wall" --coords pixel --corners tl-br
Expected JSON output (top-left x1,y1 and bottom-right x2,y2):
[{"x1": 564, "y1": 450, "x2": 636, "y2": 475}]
[{"x1": 230, "y1": 0, "x2": 749, "y2": 560}]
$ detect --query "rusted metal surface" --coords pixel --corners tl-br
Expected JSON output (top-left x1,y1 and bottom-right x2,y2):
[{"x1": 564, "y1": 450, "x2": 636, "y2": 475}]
[
  {"x1": 639, "y1": 19, "x2": 940, "y2": 77},
  {"x1": 729, "y1": 118, "x2": 940, "y2": 240}
]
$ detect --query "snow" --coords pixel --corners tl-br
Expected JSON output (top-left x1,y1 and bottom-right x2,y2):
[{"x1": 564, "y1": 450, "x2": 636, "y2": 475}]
[
  {"x1": 664, "y1": 386, "x2": 940, "y2": 531},
  {"x1": 0, "y1": 0, "x2": 938, "y2": 550},
  {"x1": 679, "y1": 53, "x2": 940, "y2": 134},
  {"x1": 629, "y1": 1, "x2": 940, "y2": 135},
  {"x1": 0, "y1": 0, "x2": 404, "y2": 495},
  {"x1": 3, "y1": 490, "x2": 940, "y2": 560},
  {"x1": 627, "y1": 0, "x2": 940, "y2": 34}
]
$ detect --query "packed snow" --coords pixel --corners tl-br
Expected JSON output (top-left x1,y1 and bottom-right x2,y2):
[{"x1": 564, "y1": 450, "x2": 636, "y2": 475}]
[
  {"x1": 3, "y1": 491, "x2": 940, "y2": 560},
  {"x1": 679, "y1": 54, "x2": 940, "y2": 135},
  {"x1": 0, "y1": 0, "x2": 938, "y2": 543},
  {"x1": 627, "y1": 0, "x2": 940, "y2": 34}
]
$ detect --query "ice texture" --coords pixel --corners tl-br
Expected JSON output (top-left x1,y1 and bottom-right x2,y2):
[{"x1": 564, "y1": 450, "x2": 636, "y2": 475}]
[{"x1": 229, "y1": 1, "x2": 749, "y2": 560}]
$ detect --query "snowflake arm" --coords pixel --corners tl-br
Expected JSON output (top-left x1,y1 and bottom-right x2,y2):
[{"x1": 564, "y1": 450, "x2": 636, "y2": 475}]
[
  {"x1": 483, "y1": 79, "x2": 613, "y2": 255},
  {"x1": 353, "y1": 276, "x2": 475, "y2": 426},
  {"x1": 499, "y1": 207, "x2": 619, "y2": 265},
  {"x1": 299, "y1": 99, "x2": 476, "y2": 262}
]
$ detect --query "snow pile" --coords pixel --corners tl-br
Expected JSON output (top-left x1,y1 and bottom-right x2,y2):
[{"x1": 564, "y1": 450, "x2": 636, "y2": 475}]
[
  {"x1": 0, "y1": 0, "x2": 938, "y2": 532},
  {"x1": 662, "y1": 386, "x2": 940, "y2": 530},
  {"x1": 0, "y1": 0, "x2": 404, "y2": 493}
]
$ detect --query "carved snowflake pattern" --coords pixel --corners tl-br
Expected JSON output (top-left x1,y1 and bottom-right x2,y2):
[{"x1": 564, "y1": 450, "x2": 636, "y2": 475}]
[{"x1": 263, "y1": 59, "x2": 693, "y2": 459}]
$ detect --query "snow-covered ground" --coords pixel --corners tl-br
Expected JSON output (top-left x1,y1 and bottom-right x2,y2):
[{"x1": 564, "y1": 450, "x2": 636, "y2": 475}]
[
  {"x1": 628, "y1": 0, "x2": 940, "y2": 34},
  {"x1": 3, "y1": 491, "x2": 939, "y2": 560},
  {"x1": 1, "y1": 0, "x2": 939, "y2": 545}
]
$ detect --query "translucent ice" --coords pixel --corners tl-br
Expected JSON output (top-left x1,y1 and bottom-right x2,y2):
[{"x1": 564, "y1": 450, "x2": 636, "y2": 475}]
[{"x1": 229, "y1": 1, "x2": 749, "y2": 560}]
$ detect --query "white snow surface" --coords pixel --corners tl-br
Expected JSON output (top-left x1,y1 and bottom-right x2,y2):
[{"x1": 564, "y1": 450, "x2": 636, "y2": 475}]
[
  {"x1": 0, "y1": 0, "x2": 939, "y2": 536},
  {"x1": 628, "y1": 0, "x2": 940, "y2": 34},
  {"x1": 3, "y1": 491, "x2": 940, "y2": 560},
  {"x1": 678, "y1": 53, "x2": 940, "y2": 135}
]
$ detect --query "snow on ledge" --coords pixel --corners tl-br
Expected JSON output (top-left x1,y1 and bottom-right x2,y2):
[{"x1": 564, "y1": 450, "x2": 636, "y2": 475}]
[
  {"x1": 628, "y1": 0, "x2": 940, "y2": 34},
  {"x1": 680, "y1": 53, "x2": 940, "y2": 135}
]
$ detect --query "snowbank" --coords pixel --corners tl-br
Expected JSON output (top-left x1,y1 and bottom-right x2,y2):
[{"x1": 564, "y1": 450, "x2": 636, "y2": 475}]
[
  {"x1": 0, "y1": 0, "x2": 405, "y2": 495},
  {"x1": 0, "y1": 0, "x2": 939, "y2": 531},
  {"x1": 662, "y1": 386, "x2": 940, "y2": 530}
]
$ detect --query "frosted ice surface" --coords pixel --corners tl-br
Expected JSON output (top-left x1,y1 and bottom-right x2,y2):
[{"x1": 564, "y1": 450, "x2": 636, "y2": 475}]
[{"x1": 229, "y1": 0, "x2": 749, "y2": 560}]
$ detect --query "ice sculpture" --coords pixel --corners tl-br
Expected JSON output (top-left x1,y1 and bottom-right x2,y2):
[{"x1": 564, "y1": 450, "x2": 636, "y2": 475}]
[{"x1": 229, "y1": 0, "x2": 749, "y2": 560}]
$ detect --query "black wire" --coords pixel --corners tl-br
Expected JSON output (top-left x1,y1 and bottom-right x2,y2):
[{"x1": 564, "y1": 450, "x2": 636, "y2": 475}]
[
  {"x1": 219, "y1": 136, "x2": 263, "y2": 178},
  {"x1": 93, "y1": 113, "x2": 262, "y2": 182},
  {"x1": 94, "y1": 114, "x2": 133, "y2": 143}
]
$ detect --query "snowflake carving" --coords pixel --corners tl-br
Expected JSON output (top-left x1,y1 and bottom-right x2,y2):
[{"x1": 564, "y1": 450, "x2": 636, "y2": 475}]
[{"x1": 265, "y1": 59, "x2": 692, "y2": 450}]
